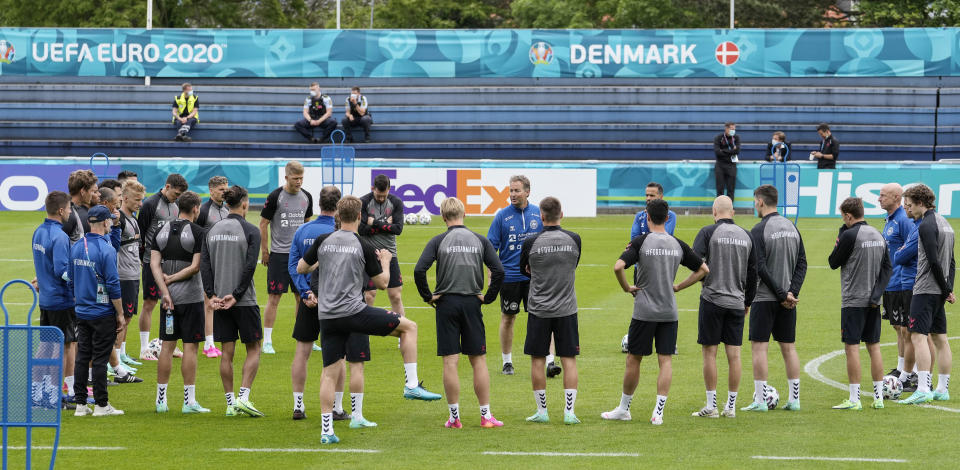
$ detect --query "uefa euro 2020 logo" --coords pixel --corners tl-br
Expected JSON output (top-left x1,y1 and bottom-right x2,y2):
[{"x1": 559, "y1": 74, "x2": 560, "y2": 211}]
[
  {"x1": 529, "y1": 41, "x2": 553, "y2": 66},
  {"x1": 0, "y1": 40, "x2": 14, "y2": 64}
]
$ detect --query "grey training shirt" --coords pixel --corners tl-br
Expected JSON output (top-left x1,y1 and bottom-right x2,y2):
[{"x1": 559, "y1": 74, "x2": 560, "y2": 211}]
[
  {"x1": 827, "y1": 221, "x2": 892, "y2": 308},
  {"x1": 260, "y1": 187, "x2": 313, "y2": 254},
  {"x1": 414, "y1": 225, "x2": 504, "y2": 304},
  {"x1": 138, "y1": 191, "x2": 180, "y2": 264},
  {"x1": 751, "y1": 212, "x2": 808, "y2": 302},
  {"x1": 200, "y1": 214, "x2": 260, "y2": 307},
  {"x1": 618, "y1": 232, "x2": 703, "y2": 322},
  {"x1": 693, "y1": 219, "x2": 758, "y2": 310},
  {"x1": 915, "y1": 210, "x2": 956, "y2": 296},
  {"x1": 152, "y1": 219, "x2": 205, "y2": 305},
  {"x1": 117, "y1": 210, "x2": 141, "y2": 281},
  {"x1": 302, "y1": 230, "x2": 382, "y2": 319},
  {"x1": 520, "y1": 225, "x2": 581, "y2": 318},
  {"x1": 359, "y1": 193, "x2": 405, "y2": 255}
]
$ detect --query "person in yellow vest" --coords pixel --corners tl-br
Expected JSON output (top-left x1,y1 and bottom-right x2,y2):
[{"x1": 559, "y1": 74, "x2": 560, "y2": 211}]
[{"x1": 172, "y1": 83, "x2": 199, "y2": 142}]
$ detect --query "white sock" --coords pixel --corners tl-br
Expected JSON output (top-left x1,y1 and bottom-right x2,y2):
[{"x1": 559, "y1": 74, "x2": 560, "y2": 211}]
[
  {"x1": 64, "y1": 376, "x2": 75, "y2": 397},
  {"x1": 157, "y1": 383, "x2": 168, "y2": 405},
  {"x1": 927, "y1": 372, "x2": 933, "y2": 390},
  {"x1": 351, "y1": 393, "x2": 363, "y2": 418},
  {"x1": 564, "y1": 389, "x2": 577, "y2": 414},
  {"x1": 184, "y1": 385, "x2": 196, "y2": 405},
  {"x1": 619, "y1": 393, "x2": 633, "y2": 412},
  {"x1": 205, "y1": 335, "x2": 215, "y2": 349},
  {"x1": 321, "y1": 412, "x2": 334, "y2": 435},
  {"x1": 726, "y1": 391, "x2": 738, "y2": 410},
  {"x1": 918, "y1": 371, "x2": 932, "y2": 393},
  {"x1": 502, "y1": 353, "x2": 512, "y2": 365},
  {"x1": 706, "y1": 390, "x2": 717, "y2": 409},
  {"x1": 788, "y1": 378, "x2": 800, "y2": 402},
  {"x1": 653, "y1": 395, "x2": 667, "y2": 419},
  {"x1": 333, "y1": 392, "x2": 344, "y2": 413},
  {"x1": 849, "y1": 383, "x2": 860, "y2": 402},
  {"x1": 913, "y1": 363, "x2": 918, "y2": 373},
  {"x1": 120, "y1": 342, "x2": 126, "y2": 356},
  {"x1": 114, "y1": 363, "x2": 129, "y2": 376},
  {"x1": 88, "y1": 368, "x2": 93, "y2": 382},
  {"x1": 873, "y1": 381, "x2": 883, "y2": 401},
  {"x1": 293, "y1": 392, "x2": 304, "y2": 412},
  {"x1": 225, "y1": 392, "x2": 235, "y2": 406},
  {"x1": 448, "y1": 403, "x2": 460, "y2": 421},
  {"x1": 534, "y1": 389, "x2": 547, "y2": 412},
  {"x1": 754, "y1": 380, "x2": 767, "y2": 403},
  {"x1": 264, "y1": 327, "x2": 273, "y2": 344},
  {"x1": 479, "y1": 404, "x2": 492, "y2": 419},
  {"x1": 937, "y1": 374, "x2": 950, "y2": 393},
  {"x1": 114, "y1": 348, "x2": 122, "y2": 361},
  {"x1": 32, "y1": 381, "x2": 42, "y2": 402},
  {"x1": 403, "y1": 363, "x2": 419, "y2": 389},
  {"x1": 238, "y1": 387, "x2": 250, "y2": 402},
  {"x1": 140, "y1": 332, "x2": 150, "y2": 352},
  {"x1": 898, "y1": 369, "x2": 911, "y2": 382},
  {"x1": 897, "y1": 356, "x2": 905, "y2": 371},
  {"x1": 546, "y1": 354, "x2": 555, "y2": 364}
]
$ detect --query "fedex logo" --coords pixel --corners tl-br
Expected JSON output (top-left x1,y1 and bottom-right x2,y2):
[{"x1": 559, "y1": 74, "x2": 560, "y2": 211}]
[{"x1": 373, "y1": 169, "x2": 510, "y2": 215}]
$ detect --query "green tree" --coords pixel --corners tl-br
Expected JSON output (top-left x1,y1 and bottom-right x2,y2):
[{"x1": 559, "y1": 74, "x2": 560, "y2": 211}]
[{"x1": 856, "y1": 0, "x2": 960, "y2": 27}]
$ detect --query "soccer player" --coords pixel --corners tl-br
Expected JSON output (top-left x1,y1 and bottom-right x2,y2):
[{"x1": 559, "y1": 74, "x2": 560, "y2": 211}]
[
  {"x1": 260, "y1": 161, "x2": 313, "y2": 354},
  {"x1": 629, "y1": 182, "x2": 678, "y2": 239},
  {"x1": 877, "y1": 183, "x2": 916, "y2": 379},
  {"x1": 289, "y1": 186, "x2": 364, "y2": 423},
  {"x1": 488, "y1": 175, "x2": 548, "y2": 376},
  {"x1": 691, "y1": 195, "x2": 757, "y2": 418},
  {"x1": 151, "y1": 191, "x2": 211, "y2": 414},
  {"x1": 116, "y1": 181, "x2": 146, "y2": 368},
  {"x1": 518, "y1": 197, "x2": 582, "y2": 425},
  {"x1": 196, "y1": 175, "x2": 230, "y2": 358},
  {"x1": 892, "y1": 203, "x2": 935, "y2": 392},
  {"x1": 604, "y1": 199, "x2": 708, "y2": 425},
  {"x1": 62, "y1": 169, "x2": 98, "y2": 243},
  {"x1": 828, "y1": 197, "x2": 892, "y2": 410},
  {"x1": 743, "y1": 184, "x2": 807, "y2": 412},
  {"x1": 414, "y1": 197, "x2": 505, "y2": 429},
  {"x1": 359, "y1": 174, "x2": 406, "y2": 318},
  {"x1": 70, "y1": 206, "x2": 125, "y2": 416},
  {"x1": 298, "y1": 196, "x2": 441, "y2": 444},
  {"x1": 200, "y1": 186, "x2": 265, "y2": 417},
  {"x1": 32, "y1": 191, "x2": 79, "y2": 409},
  {"x1": 898, "y1": 184, "x2": 955, "y2": 404},
  {"x1": 117, "y1": 170, "x2": 138, "y2": 184},
  {"x1": 138, "y1": 173, "x2": 188, "y2": 360}
]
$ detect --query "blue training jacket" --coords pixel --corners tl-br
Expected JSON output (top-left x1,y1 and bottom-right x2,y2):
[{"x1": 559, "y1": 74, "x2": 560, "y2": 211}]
[
  {"x1": 70, "y1": 232, "x2": 121, "y2": 320},
  {"x1": 630, "y1": 209, "x2": 677, "y2": 240},
  {"x1": 288, "y1": 215, "x2": 337, "y2": 298},
  {"x1": 32, "y1": 219, "x2": 75, "y2": 310},
  {"x1": 883, "y1": 206, "x2": 917, "y2": 291},
  {"x1": 487, "y1": 203, "x2": 542, "y2": 283},
  {"x1": 892, "y1": 218, "x2": 921, "y2": 291}
]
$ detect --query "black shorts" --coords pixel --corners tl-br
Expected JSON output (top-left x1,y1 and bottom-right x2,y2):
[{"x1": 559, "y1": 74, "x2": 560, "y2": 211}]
[
  {"x1": 435, "y1": 294, "x2": 486, "y2": 357},
  {"x1": 363, "y1": 257, "x2": 403, "y2": 291},
  {"x1": 267, "y1": 252, "x2": 295, "y2": 295},
  {"x1": 524, "y1": 313, "x2": 580, "y2": 357},
  {"x1": 40, "y1": 308, "x2": 77, "y2": 343},
  {"x1": 159, "y1": 302, "x2": 205, "y2": 343},
  {"x1": 627, "y1": 319, "x2": 678, "y2": 356},
  {"x1": 840, "y1": 306, "x2": 882, "y2": 345},
  {"x1": 500, "y1": 281, "x2": 529, "y2": 315},
  {"x1": 883, "y1": 290, "x2": 912, "y2": 327},
  {"x1": 319, "y1": 306, "x2": 400, "y2": 366},
  {"x1": 292, "y1": 299, "x2": 370, "y2": 362},
  {"x1": 214, "y1": 305, "x2": 263, "y2": 344},
  {"x1": 697, "y1": 299, "x2": 746, "y2": 346},
  {"x1": 142, "y1": 264, "x2": 160, "y2": 300},
  {"x1": 120, "y1": 280, "x2": 139, "y2": 317},
  {"x1": 749, "y1": 301, "x2": 796, "y2": 343},
  {"x1": 908, "y1": 294, "x2": 948, "y2": 335}
]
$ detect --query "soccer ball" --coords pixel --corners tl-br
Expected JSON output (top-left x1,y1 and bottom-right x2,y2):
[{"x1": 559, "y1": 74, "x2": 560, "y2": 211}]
[
  {"x1": 883, "y1": 375, "x2": 903, "y2": 400},
  {"x1": 147, "y1": 338, "x2": 162, "y2": 356},
  {"x1": 764, "y1": 385, "x2": 779, "y2": 410},
  {"x1": 418, "y1": 213, "x2": 432, "y2": 225},
  {"x1": 620, "y1": 334, "x2": 629, "y2": 353},
  {"x1": 404, "y1": 213, "x2": 418, "y2": 225}
]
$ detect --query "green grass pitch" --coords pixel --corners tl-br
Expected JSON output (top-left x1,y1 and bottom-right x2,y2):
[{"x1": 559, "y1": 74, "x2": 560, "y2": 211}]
[{"x1": 1, "y1": 211, "x2": 958, "y2": 469}]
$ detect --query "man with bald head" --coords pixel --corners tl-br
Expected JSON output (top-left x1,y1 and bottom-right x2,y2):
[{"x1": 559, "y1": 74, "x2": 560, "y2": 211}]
[
  {"x1": 690, "y1": 196, "x2": 758, "y2": 418},
  {"x1": 878, "y1": 183, "x2": 918, "y2": 380}
]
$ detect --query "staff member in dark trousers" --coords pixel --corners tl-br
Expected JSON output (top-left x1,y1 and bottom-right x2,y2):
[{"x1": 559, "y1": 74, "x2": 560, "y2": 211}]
[
  {"x1": 294, "y1": 82, "x2": 338, "y2": 144},
  {"x1": 713, "y1": 122, "x2": 740, "y2": 198},
  {"x1": 342, "y1": 86, "x2": 373, "y2": 143},
  {"x1": 172, "y1": 82, "x2": 199, "y2": 142},
  {"x1": 811, "y1": 123, "x2": 839, "y2": 169},
  {"x1": 765, "y1": 131, "x2": 792, "y2": 162},
  {"x1": 70, "y1": 205, "x2": 125, "y2": 417}
]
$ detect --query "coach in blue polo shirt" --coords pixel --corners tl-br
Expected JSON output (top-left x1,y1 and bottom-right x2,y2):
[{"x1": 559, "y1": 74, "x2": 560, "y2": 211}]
[
  {"x1": 70, "y1": 205, "x2": 125, "y2": 417},
  {"x1": 630, "y1": 182, "x2": 677, "y2": 239}
]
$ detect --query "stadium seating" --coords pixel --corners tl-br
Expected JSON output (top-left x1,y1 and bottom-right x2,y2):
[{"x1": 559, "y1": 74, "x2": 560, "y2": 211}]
[{"x1": 0, "y1": 78, "x2": 954, "y2": 161}]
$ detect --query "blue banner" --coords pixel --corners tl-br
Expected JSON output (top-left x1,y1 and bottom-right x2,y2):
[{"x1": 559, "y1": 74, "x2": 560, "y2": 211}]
[{"x1": 0, "y1": 28, "x2": 956, "y2": 78}]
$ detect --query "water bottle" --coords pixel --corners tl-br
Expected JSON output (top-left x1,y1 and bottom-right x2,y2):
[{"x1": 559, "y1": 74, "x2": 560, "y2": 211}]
[{"x1": 165, "y1": 309, "x2": 174, "y2": 335}]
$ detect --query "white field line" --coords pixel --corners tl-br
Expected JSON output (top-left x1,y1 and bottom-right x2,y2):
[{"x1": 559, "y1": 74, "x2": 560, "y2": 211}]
[
  {"x1": 752, "y1": 456, "x2": 907, "y2": 463},
  {"x1": 483, "y1": 451, "x2": 640, "y2": 457},
  {"x1": 803, "y1": 337, "x2": 960, "y2": 413},
  {"x1": 6, "y1": 446, "x2": 126, "y2": 451},
  {"x1": 220, "y1": 447, "x2": 380, "y2": 454}
]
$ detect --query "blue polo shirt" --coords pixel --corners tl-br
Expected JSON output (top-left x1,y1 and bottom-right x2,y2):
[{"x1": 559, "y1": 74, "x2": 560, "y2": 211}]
[
  {"x1": 630, "y1": 209, "x2": 677, "y2": 239},
  {"x1": 32, "y1": 219, "x2": 75, "y2": 311},
  {"x1": 892, "y1": 217, "x2": 921, "y2": 291},
  {"x1": 882, "y1": 206, "x2": 916, "y2": 292},
  {"x1": 70, "y1": 233, "x2": 121, "y2": 320},
  {"x1": 488, "y1": 203, "x2": 542, "y2": 283},
  {"x1": 288, "y1": 215, "x2": 337, "y2": 298}
]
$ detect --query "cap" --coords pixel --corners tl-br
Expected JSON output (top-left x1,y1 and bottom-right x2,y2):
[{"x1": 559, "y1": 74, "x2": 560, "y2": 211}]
[{"x1": 87, "y1": 205, "x2": 118, "y2": 223}]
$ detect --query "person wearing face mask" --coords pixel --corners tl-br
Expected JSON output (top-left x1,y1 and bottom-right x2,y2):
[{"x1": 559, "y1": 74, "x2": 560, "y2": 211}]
[
  {"x1": 295, "y1": 82, "x2": 338, "y2": 144},
  {"x1": 811, "y1": 123, "x2": 839, "y2": 170},
  {"x1": 764, "y1": 131, "x2": 792, "y2": 162},
  {"x1": 713, "y1": 122, "x2": 740, "y2": 198},
  {"x1": 172, "y1": 83, "x2": 199, "y2": 142},
  {"x1": 341, "y1": 86, "x2": 373, "y2": 143}
]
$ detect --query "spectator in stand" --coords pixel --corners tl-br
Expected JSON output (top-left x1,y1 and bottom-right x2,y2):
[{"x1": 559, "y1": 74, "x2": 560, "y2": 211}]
[
  {"x1": 172, "y1": 83, "x2": 199, "y2": 142},
  {"x1": 294, "y1": 83, "x2": 337, "y2": 144},
  {"x1": 341, "y1": 86, "x2": 373, "y2": 143},
  {"x1": 765, "y1": 131, "x2": 792, "y2": 162},
  {"x1": 811, "y1": 123, "x2": 839, "y2": 170}
]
